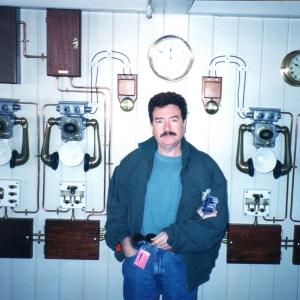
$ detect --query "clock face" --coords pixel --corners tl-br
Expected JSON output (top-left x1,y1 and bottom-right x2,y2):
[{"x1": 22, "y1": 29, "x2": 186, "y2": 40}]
[
  {"x1": 280, "y1": 50, "x2": 300, "y2": 86},
  {"x1": 148, "y1": 35, "x2": 194, "y2": 81}
]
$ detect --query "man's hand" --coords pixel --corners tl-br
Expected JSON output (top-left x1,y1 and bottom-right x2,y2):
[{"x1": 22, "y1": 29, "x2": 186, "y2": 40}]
[
  {"x1": 121, "y1": 236, "x2": 138, "y2": 257},
  {"x1": 151, "y1": 231, "x2": 172, "y2": 250}
]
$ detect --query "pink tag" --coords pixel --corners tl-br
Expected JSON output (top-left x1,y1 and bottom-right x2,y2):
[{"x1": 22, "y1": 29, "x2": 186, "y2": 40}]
[{"x1": 133, "y1": 249, "x2": 150, "y2": 269}]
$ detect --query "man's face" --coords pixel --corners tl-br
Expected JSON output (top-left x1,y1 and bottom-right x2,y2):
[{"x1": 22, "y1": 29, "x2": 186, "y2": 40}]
[{"x1": 151, "y1": 104, "x2": 186, "y2": 155}]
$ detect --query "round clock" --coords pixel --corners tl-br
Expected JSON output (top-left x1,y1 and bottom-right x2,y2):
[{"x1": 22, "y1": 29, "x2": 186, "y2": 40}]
[
  {"x1": 148, "y1": 35, "x2": 194, "y2": 81},
  {"x1": 280, "y1": 50, "x2": 300, "y2": 86}
]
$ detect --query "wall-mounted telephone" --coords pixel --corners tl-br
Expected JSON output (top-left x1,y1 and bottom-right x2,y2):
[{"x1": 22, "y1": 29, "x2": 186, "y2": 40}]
[
  {"x1": 0, "y1": 99, "x2": 29, "y2": 168},
  {"x1": 41, "y1": 101, "x2": 101, "y2": 171}
]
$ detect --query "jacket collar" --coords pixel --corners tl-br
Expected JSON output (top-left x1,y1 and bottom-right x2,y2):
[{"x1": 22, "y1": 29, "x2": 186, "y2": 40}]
[{"x1": 138, "y1": 136, "x2": 190, "y2": 168}]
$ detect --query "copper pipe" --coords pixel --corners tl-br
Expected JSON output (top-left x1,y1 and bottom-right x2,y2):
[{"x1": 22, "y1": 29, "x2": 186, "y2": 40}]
[{"x1": 18, "y1": 21, "x2": 47, "y2": 59}]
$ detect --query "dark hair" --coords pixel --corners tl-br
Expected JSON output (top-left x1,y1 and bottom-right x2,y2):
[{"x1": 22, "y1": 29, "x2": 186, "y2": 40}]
[{"x1": 148, "y1": 92, "x2": 187, "y2": 122}]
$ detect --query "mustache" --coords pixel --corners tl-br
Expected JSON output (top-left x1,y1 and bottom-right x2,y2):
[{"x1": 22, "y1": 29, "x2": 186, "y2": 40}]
[{"x1": 160, "y1": 131, "x2": 177, "y2": 137}]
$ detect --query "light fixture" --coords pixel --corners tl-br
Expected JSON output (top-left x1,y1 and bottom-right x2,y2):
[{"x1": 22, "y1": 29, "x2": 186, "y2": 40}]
[{"x1": 146, "y1": 0, "x2": 153, "y2": 19}]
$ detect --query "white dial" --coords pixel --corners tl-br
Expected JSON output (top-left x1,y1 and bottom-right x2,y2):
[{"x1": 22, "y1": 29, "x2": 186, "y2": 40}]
[
  {"x1": 280, "y1": 50, "x2": 300, "y2": 86},
  {"x1": 148, "y1": 35, "x2": 194, "y2": 81}
]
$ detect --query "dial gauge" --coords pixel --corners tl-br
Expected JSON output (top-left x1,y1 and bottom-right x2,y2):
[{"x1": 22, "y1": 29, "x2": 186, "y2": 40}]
[{"x1": 148, "y1": 35, "x2": 194, "y2": 81}]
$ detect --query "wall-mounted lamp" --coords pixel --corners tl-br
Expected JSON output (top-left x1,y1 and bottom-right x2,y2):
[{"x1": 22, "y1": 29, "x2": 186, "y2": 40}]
[
  {"x1": 236, "y1": 107, "x2": 292, "y2": 179},
  {"x1": 0, "y1": 99, "x2": 29, "y2": 168},
  {"x1": 41, "y1": 101, "x2": 101, "y2": 172}
]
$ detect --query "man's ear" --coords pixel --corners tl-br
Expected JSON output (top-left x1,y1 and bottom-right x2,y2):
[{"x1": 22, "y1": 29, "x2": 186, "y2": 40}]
[{"x1": 183, "y1": 119, "x2": 187, "y2": 132}]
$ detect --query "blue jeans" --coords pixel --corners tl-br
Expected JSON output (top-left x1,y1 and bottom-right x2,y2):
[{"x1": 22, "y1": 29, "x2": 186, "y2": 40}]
[{"x1": 122, "y1": 242, "x2": 198, "y2": 300}]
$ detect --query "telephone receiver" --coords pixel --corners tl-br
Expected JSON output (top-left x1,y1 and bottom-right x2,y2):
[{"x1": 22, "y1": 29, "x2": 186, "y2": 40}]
[
  {"x1": 236, "y1": 123, "x2": 292, "y2": 179},
  {"x1": 10, "y1": 117, "x2": 30, "y2": 168},
  {"x1": 41, "y1": 117, "x2": 101, "y2": 171},
  {"x1": 0, "y1": 116, "x2": 29, "y2": 168}
]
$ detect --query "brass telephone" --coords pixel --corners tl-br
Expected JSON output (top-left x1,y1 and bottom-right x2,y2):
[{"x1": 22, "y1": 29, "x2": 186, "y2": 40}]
[
  {"x1": 0, "y1": 99, "x2": 29, "y2": 168},
  {"x1": 41, "y1": 101, "x2": 101, "y2": 171},
  {"x1": 236, "y1": 107, "x2": 292, "y2": 179}
]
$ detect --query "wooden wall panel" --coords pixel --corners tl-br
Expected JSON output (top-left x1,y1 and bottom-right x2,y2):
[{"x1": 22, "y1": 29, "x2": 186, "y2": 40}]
[
  {"x1": 45, "y1": 219, "x2": 99, "y2": 260},
  {"x1": 227, "y1": 224, "x2": 281, "y2": 264},
  {"x1": 0, "y1": 218, "x2": 33, "y2": 258},
  {"x1": 47, "y1": 9, "x2": 81, "y2": 77},
  {"x1": 0, "y1": 7, "x2": 20, "y2": 84}
]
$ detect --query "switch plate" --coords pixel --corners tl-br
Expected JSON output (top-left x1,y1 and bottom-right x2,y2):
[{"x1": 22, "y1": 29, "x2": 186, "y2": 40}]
[
  {"x1": 0, "y1": 179, "x2": 21, "y2": 207},
  {"x1": 243, "y1": 189, "x2": 270, "y2": 216},
  {"x1": 59, "y1": 181, "x2": 86, "y2": 209}
]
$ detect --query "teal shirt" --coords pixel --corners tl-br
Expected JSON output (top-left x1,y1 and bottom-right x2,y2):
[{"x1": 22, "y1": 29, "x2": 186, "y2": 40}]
[{"x1": 141, "y1": 151, "x2": 182, "y2": 235}]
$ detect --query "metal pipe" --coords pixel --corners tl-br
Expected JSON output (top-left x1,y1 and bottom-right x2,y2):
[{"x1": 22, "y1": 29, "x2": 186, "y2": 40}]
[
  {"x1": 12, "y1": 102, "x2": 40, "y2": 214},
  {"x1": 86, "y1": 95, "x2": 110, "y2": 216},
  {"x1": 70, "y1": 77, "x2": 111, "y2": 94},
  {"x1": 41, "y1": 104, "x2": 69, "y2": 213},
  {"x1": 56, "y1": 77, "x2": 106, "y2": 94},
  {"x1": 17, "y1": 21, "x2": 47, "y2": 59},
  {"x1": 290, "y1": 113, "x2": 300, "y2": 222},
  {"x1": 264, "y1": 111, "x2": 293, "y2": 222}
]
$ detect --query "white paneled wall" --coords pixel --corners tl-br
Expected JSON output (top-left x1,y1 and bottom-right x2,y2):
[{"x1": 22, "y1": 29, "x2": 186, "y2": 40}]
[{"x1": 0, "y1": 8, "x2": 300, "y2": 300}]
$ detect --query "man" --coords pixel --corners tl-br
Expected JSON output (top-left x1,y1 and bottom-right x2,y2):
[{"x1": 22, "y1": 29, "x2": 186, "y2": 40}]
[{"x1": 105, "y1": 92, "x2": 228, "y2": 300}]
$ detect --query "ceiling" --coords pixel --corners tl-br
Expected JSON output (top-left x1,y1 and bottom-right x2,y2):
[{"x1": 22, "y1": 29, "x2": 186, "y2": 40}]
[{"x1": 0, "y1": 0, "x2": 300, "y2": 18}]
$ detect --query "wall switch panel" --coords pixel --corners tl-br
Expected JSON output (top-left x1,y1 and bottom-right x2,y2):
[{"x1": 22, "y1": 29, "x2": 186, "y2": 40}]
[{"x1": 243, "y1": 189, "x2": 270, "y2": 217}]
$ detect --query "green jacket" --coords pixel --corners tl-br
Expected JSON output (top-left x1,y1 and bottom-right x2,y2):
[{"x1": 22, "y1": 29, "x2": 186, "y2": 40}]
[{"x1": 105, "y1": 136, "x2": 228, "y2": 289}]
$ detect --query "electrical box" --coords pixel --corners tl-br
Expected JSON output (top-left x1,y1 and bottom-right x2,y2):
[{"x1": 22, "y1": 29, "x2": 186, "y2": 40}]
[
  {"x1": 45, "y1": 219, "x2": 100, "y2": 260},
  {"x1": 117, "y1": 74, "x2": 138, "y2": 111},
  {"x1": 201, "y1": 76, "x2": 222, "y2": 114},
  {"x1": 227, "y1": 224, "x2": 281, "y2": 264},
  {"x1": 202, "y1": 76, "x2": 222, "y2": 102},
  {"x1": 47, "y1": 8, "x2": 81, "y2": 77},
  {"x1": 0, "y1": 7, "x2": 20, "y2": 84}
]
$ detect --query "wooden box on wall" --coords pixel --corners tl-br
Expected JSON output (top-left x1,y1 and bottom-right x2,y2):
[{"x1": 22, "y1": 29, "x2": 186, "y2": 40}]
[
  {"x1": 0, "y1": 218, "x2": 33, "y2": 258},
  {"x1": 227, "y1": 224, "x2": 281, "y2": 264},
  {"x1": 0, "y1": 7, "x2": 20, "y2": 84},
  {"x1": 44, "y1": 219, "x2": 100, "y2": 260},
  {"x1": 293, "y1": 225, "x2": 300, "y2": 264},
  {"x1": 47, "y1": 9, "x2": 81, "y2": 77}
]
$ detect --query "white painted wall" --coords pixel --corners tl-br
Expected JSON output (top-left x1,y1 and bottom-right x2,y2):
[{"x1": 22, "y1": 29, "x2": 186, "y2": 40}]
[{"x1": 0, "y1": 8, "x2": 300, "y2": 300}]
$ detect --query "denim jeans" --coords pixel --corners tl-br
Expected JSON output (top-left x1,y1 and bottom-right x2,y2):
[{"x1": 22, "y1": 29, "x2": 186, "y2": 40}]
[{"x1": 122, "y1": 242, "x2": 198, "y2": 300}]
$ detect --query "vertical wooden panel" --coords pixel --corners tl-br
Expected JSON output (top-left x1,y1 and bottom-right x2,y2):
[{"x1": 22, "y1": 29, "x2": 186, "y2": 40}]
[
  {"x1": 0, "y1": 218, "x2": 33, "y2": 258},
  {"x1": 0, "y1": 7, "x2": 20, "y2": 84},
  {"x1": 47, "y1": 8, "x2": 81, "y2": 77}
]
